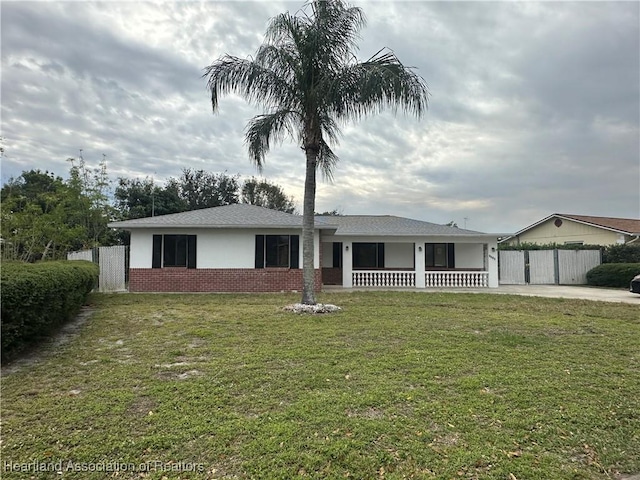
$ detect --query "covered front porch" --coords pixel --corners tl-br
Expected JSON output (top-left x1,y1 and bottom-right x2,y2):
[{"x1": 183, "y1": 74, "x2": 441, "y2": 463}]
[{"x1": 321, "y1": 238, "x2": 498, "y2": 289}]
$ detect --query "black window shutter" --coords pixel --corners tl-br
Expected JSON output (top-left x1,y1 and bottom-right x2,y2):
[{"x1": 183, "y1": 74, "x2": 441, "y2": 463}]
[
  {"x1": 290, "y1": 235, "x2": 299, "y2": 269},
  {"x1": 152, "y1": 235, "x2": 162, "y2": 268},
  {"x1": 187, "y1": 235, "x2": 197, "y2": 269},
  {"x1": 332, "y1": 242, "x2": 342, "y2": 267},
  {"x1": 377, "y1": 243, "x2": 385, "y2": 268},
  {"x1": 447, "y1": 243, "x2": 455, "y2": 268},
  {"x1": 255, "y1": 235, "x2": 265, "y2": 268}
]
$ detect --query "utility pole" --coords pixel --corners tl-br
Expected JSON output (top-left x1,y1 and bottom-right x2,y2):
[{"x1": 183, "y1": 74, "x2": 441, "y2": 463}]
[{"x1": 151, "y1": 175, "x2": 155, "y2": 217}]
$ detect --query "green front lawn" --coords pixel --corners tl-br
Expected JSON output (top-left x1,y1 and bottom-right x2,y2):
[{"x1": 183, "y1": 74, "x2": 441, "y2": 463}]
[{"x1": 1, "y1": 292, "x2": 638, "y2": 479}]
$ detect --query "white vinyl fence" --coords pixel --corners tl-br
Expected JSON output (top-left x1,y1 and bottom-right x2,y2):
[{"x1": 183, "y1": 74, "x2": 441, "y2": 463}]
[
  {"x1": 498, "y1": 251, "x2": 526, "y2": 285},
  {"x1": 558, "y1": 249, "x2": 602, "y2": 285},
  {"x1": 529, "y1": 250, "x2": 556, "y2": 284},
  {"x1": 67, "y1": 250, "x2": 93, "y2": 262},
  {"x1": 68, "y1": 246, "x2": 128, "y2": 292},
  {"x1": 499, "y1": 249, "x2": 602, "y2": 285}
]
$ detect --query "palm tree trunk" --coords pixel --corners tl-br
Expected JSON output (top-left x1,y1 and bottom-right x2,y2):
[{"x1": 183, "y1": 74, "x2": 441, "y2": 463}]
[{"x1": 301, "y1": 148, "x2": 318, "y2": 305}]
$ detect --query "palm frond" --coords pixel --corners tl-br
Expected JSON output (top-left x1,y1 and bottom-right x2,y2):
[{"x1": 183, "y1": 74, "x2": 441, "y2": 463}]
[
  {"x1": 309, "y1": 0, "x2": 366, "y2": 60},
  {"x1": 205, "y1": 0, "x2": 429, "y2": 184},
  {"x1": 317, "y1": 139, "x2": 338, "y2": 182},
  {"x1": 265, "y1": 10, "x2": 306, "y2": 47},
  {"x1": 245, "y1": 111, "x2": 298, "y2": 169},
  {"x1": 328, "y1": 48, "x2": 430, "y2": 121},
  {"x1": 203, "y1": 55, "x2": 293, "y2": 113}
]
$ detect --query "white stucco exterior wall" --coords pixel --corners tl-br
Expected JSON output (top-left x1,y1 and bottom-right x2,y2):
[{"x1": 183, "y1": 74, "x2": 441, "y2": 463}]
[
  {"x1": 197, "y1": 230, "x2": 256, "y2": 268},
  {"x1": 321, "y1": 242, "x2": 334, "y2": 268},
  {"x1": 129, "y1": 230, "x2": 155, "y2": 268},
  {"x1": 128, "y1": 228, "x2": 320, "y2": 269},
  {"x1": 384, "y1": 243, "x2": 414, "y2": 268},
  {"x1": 342, "y1": 241, "x2": 353, "y2": 287},
  {"x1": 455, "y1": 244, "x2": 484, "y2": 269}
]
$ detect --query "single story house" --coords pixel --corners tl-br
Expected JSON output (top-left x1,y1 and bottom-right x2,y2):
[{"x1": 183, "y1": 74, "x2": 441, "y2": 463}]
[
  {"x1": 108, "y1": 204, "x2": 500, "y2": 293},
  {"x1": 500, "y1": 213, "x2": 640, "y2": 247}
]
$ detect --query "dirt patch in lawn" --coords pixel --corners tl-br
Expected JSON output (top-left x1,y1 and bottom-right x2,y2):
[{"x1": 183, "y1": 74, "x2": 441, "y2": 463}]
[{"x1": 1, "y1": 306, "x2": 95, "y2": 376}]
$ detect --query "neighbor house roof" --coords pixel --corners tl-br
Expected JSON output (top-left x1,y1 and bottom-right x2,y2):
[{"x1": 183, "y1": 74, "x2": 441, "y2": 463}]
[
  {"x1": 108, "y1": 204, "x2": 335, "y2": 230},
  {"x1": 559, "y1": 214, "x2": 640, "y2": 235},
  {"x1": 511, "y1": 213, "x2": 640, "y2": 237},
  {"x1": 315, "y1": 215, "x2": 487, "y2": 236}
]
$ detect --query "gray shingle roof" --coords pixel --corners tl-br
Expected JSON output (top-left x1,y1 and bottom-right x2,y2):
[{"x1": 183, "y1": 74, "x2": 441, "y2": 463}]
[
  {"x1": 108, "y1": 204, "x2": 321, "y2": 229},
  {"x1": 315, "y1": 215, "x2": 486, "y2": 236},
  {"x1": 108, "y1": 204, "x2": 490, "y2": 237}
]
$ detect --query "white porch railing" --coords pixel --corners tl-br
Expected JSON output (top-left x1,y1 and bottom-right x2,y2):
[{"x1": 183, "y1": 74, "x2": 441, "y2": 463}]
[
  {"x1": 425, "y1": 271, "x2": 489, "y2": 288},
  {"x1": 350, "y1": 270, "x2": 490, "y2": 288},
  {"x1": 352, "y1": 270, "x2": 416, "y2": 287}
]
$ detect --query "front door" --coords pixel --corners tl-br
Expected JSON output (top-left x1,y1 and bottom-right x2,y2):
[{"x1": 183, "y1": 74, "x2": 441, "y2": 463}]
[{"x1": 322, "y1": 242, "x2": 343, "y2": 285}]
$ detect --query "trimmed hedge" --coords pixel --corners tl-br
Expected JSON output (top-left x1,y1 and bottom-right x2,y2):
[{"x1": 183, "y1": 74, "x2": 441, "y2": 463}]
[
  {"x1": 1, "y1": 260, "x2": 99, "y2": 361},
  {"x1": 603, "y1": 243, "x2": 640, "y2": 264},
  {"x1": 586, "y1": 263, "x2": 640, "y2": 288}
]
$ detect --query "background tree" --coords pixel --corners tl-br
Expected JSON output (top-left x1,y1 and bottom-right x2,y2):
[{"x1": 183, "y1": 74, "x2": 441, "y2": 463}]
[
  {"x1": 174, "y1": 168, "x2": 240, "y2": 210},
  {"x1": 113, "y1": 177, "x2": 185, "y2": 220},
  {"x1": 113, "y1": 171, "x2": 294, "y2": 222},
  {"x1": 2, "y1": 159, "x2": 298, "y2": 256},
  {"x1": 1, "y1": 169, "x2": 107, "y2": 261},
  {"x1": 241, "y1": 177, "x2": 296, "y2": 213},
  {"x1": 66, "y1": 153, "x2": 116, "y2": 247},
  {"x1": 317, "y1": 209, "x2": 343, "y2": 216},
  {"x1": 205, "y1": 0, "x2": 429, "y2": 304}
]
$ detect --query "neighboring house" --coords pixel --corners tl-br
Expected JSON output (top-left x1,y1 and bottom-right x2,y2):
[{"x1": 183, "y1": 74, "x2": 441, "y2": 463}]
[
  {"x1": 501, "y1": 214, "x2": 640, "y2": 247},
  {"x1": 108, "y1": 204, "x2": 500, "y2": 293}
]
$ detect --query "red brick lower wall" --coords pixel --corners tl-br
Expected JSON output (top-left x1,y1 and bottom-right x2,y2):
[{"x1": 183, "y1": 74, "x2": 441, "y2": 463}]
[
  {"x1": 129, "y1": 268, "x2": 322, "y2": 293},
  {"x1": 321, "y1": 267, "x2": 343, "y2": 285}
]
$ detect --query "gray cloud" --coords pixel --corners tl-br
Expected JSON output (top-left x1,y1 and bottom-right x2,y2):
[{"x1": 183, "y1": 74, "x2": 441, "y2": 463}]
[{"x1": 1, "y1": 1, "x2": 638, "y2": 233}]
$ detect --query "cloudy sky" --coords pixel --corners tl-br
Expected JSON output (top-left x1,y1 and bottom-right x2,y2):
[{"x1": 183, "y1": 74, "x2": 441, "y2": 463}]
[{"x1": 2, "y1": 1, "x2": 638, "y2": 233}]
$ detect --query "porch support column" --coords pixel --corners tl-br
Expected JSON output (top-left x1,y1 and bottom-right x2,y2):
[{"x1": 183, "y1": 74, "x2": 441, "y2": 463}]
[
  {"x1": 342, "y1": 241, "x2": 353, "y2": 288},
  {"x1": 487, "y1": 240, "x2": 499, "y2": 288},
  {"x1": 415, "y1": 242, "x2": 425, "y2": 288}
]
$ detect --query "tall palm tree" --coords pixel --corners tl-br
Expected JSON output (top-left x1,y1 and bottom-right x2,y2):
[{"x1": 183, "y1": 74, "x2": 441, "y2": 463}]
[{"x1": 204, "y1": 0, "x2": 429, "y2": 305}]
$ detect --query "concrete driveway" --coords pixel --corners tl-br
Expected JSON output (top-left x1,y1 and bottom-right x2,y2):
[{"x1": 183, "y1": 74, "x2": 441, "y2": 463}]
[
  {"x1": 437, "y1": 284, "x2": 640, "y2": 305},
  {"x1": 326, "y1": 285, "x2": 639, "y2": 304}
]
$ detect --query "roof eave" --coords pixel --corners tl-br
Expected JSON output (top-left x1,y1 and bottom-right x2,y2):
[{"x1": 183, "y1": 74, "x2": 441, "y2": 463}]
[
  {"x1": 330, "y1": 232, "x2": 501, "y2": 238},
  {"x1": 107, "y1": 223, "x2": 332, "y2": 230}
]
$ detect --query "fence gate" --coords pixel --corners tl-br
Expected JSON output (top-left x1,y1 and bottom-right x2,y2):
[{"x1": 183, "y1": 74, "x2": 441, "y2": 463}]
[
  {"x1": 499, "y1": 250, "x2": 526, "y2": 284},
  {"x1": 98, "y1": 246, "x2": 127, "y2": 292},
  {"x1": 528, "y1": 250, "x2": 556, "y2": 284},
  {"x1": 558, "y1": 250, "x2": 601, "y2": 285},
  {"x1": 68, "y1": 246, "x2": 127, "y2": 292}
]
